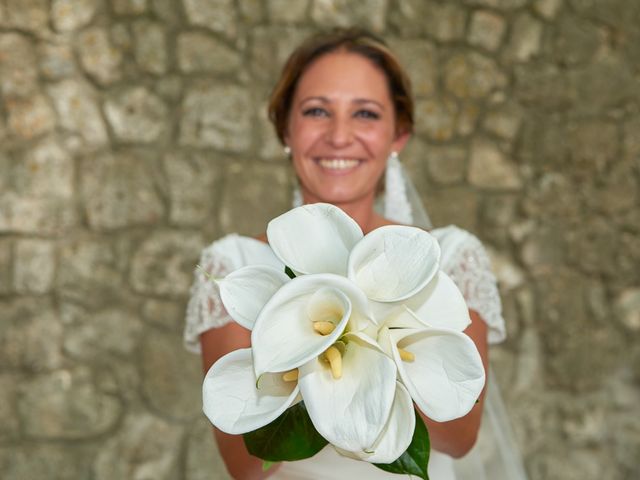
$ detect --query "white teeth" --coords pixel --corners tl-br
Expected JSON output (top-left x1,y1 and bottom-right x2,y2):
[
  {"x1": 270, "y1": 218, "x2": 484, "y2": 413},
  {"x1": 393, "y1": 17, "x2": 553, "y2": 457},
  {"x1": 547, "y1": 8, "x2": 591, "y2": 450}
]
[{"x1": 318, "y1": 158, "x2": 360, "y2": 170}]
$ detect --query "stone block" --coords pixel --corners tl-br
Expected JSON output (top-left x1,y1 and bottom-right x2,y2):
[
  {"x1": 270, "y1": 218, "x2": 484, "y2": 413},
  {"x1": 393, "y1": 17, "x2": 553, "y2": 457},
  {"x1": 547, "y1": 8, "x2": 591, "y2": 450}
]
[
  {"x1": 444, "y1": 52, "x2": 507, "y2": 100},
  {"x1": 104, "y1": 87, "x2": 169, "y2": 143},
  {"x1": 469, "y1": 138, "x2": 522, "y2": 190},
  {"x1": 142, "y1": 299, "x2": 186, "y2": 331},
  {"x1": 150, "y1": 0, "x2": 182, "y2": 24},
  {"x1": 424, "y1": 1, "x2": 466, "y2": 42},
  {"x1": 520, "y1": 224, "x2": 566, "y2": 272},
  {"x1": 112, "y1": 0, "x2": 148, "y2": 14},
  {"x1": 18, "y1": 367, "x2": 121, "y2": 438},
  {"x1": 0, "y1": 33, "x2": 38, "y2": 97},
  {"x1": 514, "y1": 63, "x2": 575, "y2": 110},
  {"x1": 533, "y1": 0, "x2": 562, "y2": 19},
  {"x1": 0, "y1": 374, "x2": 20, "y2": 441},
  {"x1": 51, "y1": 0, "x2": 97, "y2": 32},
  {"x1": 81, "y1": 151, "x2": 165, "y2": 230},
  {"x1": 0, "y1": 192, "x2": 78, "y2": 235},
  {"x1": 503, "y1": 13, "x2": 543, "y2": 62},
  {"x1": 177, "y1": 32, "x2": 241, "y2": 73},
  {"x1": 414, "y1": 96, "x2": 458, "y2": 141},
  {"x1": 238, "y1": 0, "x2": 265, "y2": 23},
  {"x1": 132, "y1": 20, "x2": 167, "y2": 74},
  {"x1": 140, "y1": 329, "x2": 202, "y2": 419},
  {"x1": 388, "y1": 0, "x2": 431, "y2": 37},
  {"x1": 536, "y1": 270, "x2": 624, "y2": 391},
  {"x1": 63, "y1": 308, "x2": 144, "y2": 359},
  {"x1": 310, "y1": 0, "x2": 388, "y2": 32},
  {"x1": 47, "y1": 79, "x2": 109, "y2": 149},
  {"x1": 624, "y1": 116, "x2": 640, "y2": 161},
  {"x1": 94, "y1": 412, "x2": 182, "y2": 480},
  {"x1": 1, "y1": 0, "x2": 49, "y2": 33},
  {"x1": 0, "y1": 445, "x2": 94, "y2": 480},
  {"x1": 219, "y1": 162, "x2": 290, "y2": 235},
  {"x1": 155, "y1": 75, "x2": 183, "y2": 102},
  {"x1": 14, "y1": 239, "x2": 56, "y2": 294},
  {"x1": 0, "y1": 238, "x2": 11, "y2": 294},
  {"x1": 186, "y1": 418, "x2": 229, "y2": 480},
  {"x1": 422, "y1": 186, "x2": 479, "y2": 232},
  {"x1": 258, "y1": 100, "x2": 286, "y2": 160},
  {"x1": 249, "y1": 26, "x2": 312, "y2": 82},
  {"x1": 6, "y1": 95, "x2": 56, "y2": 140},
  {"x1": 388, "y1": 39, "x2": 437, "y2": 98},
  {"x1": 0, "y1": 297, "x2": 64, "y2": 371},
  {"x1": 76, "y1": 27, "x2": 123, "y2": 85},
  {"x1": 567, "y1": 120, "x2": 618, "y2": 174},
  {"x1": 553, "y1": 15, "x2": 602, "y2": 66},
  {"x1": 463, "y1": 0, "x2": 528, "y2": 9},
  {"x1": 164, "y1": 151, "x2": 222, "y2": 227},
  {"x1": 14, "y1": 138, "x2": 73, "y2": 198},
  {"x1": 267, "y1": 0, "x2": 309, "y2": 23},
  {"x1": 182, "y1": 0, "x2": 237, "y2": 38},
  {"x1": 568, "y1": 58, "x2": 638, "y2": 115},
  {"x1": 425, "y1": 144, "x2": 467, "y2": 185},
  {"x1": 456, "y1": 101, "x2": 481, "y2": 136},
  {"x1": 57, "y1": 238, "x2": 125, "y2": 307},
  {"x1": 130, "y1": 230, "x2": 206, "y2": 297},
  {"x1": 468, "y1": 10, "x2": 506, "y2": 51},
  {"x1": 38, "y1": 42, "x2": 76, "y2": 79},
  {"x1": 179, "y1": 83, "x2": 252, "y2": 151},
  {"x1": 482, "y1": 102, "x2": 523, "y2": 140}
]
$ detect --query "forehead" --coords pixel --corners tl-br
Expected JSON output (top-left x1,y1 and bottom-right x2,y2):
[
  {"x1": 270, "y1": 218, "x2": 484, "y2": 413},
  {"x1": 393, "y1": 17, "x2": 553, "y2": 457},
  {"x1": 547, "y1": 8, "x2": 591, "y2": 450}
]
[{"x1": 293, "y1": 51, "x2": 392, "y2": 103}]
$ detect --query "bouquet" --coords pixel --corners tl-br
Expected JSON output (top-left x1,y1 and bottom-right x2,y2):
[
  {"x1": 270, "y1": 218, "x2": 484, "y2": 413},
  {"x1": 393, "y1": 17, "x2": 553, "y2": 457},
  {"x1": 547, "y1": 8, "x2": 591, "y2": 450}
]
[{"x1": 202, "y1": 203, "x2": 485, "y2": 479}]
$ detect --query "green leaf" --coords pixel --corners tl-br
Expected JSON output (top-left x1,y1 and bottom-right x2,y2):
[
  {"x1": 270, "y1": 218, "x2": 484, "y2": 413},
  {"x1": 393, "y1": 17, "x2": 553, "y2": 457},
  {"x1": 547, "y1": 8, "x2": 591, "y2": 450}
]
[
  {"x1": 373, "y1": 408, "x2": 430, "y2": 479},
  {"x1": 284, "y1": 266, "x2": 296, "y2": 279},
  {"x1": 244, "y1": 401, "x2": 327, "y2": 462},
  {"x1": 262, "y1": 460, "x2": 276, "y2": 472}
]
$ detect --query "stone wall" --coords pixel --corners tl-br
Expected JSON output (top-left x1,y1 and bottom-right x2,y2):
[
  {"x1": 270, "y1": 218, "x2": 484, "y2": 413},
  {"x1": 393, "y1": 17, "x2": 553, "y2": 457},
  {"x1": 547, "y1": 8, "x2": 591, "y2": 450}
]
[{"x1": 1, "y1": 0, "x2": 638, "y2": 479}]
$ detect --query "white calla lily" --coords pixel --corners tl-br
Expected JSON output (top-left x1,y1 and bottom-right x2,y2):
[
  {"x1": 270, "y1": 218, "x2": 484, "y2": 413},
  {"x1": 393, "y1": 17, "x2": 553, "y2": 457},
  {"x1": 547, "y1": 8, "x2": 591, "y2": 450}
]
[
  {"x1": 403, "y1": 271, "x2": 471, "y2": 331},
  {"x1": 298, "y1": 333, "x2": 397, "y2": 454},
  {"x1": 218, "y1": 265, "x2": 290, "y2": 330},
  {"x1": 251, "y1": 273, "x2": 373, "y2": 377},
  {"x1": 267, "y1": 203, "x2": 363, "y2": 275},
  {"x1": 203, "y1": 348, "x2": 299, "y2": 434},
  {"x1": 379, "y1": 312, "x2": 485, "y2": 422},
  {"x1": 348, "y1": 225, "x2": 440, "y2": 302},
  {"x1": 336, "y1": 381, "x2": 415, "y2": 464}
]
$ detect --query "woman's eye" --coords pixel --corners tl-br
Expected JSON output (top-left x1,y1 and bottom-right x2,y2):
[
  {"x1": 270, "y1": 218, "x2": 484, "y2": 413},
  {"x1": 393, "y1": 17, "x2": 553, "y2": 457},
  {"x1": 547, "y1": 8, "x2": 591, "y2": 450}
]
[
  {"x1": 302, "y1": 107, "x2": 328, "y2": 117},
  {"x1": 355, "y1": 110, "x2": 380, "y2": 120}
]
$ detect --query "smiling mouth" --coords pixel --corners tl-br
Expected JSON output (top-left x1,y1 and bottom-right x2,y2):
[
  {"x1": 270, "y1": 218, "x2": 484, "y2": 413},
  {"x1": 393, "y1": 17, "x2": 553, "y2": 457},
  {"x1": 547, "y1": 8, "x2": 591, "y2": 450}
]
[{"x1": 316, "y1": 158, "x2": 361, "y2": 170}]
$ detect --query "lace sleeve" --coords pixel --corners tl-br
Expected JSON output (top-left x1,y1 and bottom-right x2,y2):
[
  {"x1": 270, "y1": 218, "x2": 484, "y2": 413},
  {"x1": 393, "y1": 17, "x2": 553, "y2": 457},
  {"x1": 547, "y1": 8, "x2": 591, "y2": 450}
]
[
  {"x1": 183, "y1": 240, "x2": 235, "y2": 354},
  {"x1": 435, "y1": 226, "x2": 506, "y2": 344}
]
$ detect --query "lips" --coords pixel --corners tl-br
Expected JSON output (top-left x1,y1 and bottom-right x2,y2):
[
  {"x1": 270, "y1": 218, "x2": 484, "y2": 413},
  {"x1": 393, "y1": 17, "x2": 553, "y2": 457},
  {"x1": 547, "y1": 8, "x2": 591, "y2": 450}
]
[{"x1": 316, "y1": 158, "x2": 361, "y2": 171}]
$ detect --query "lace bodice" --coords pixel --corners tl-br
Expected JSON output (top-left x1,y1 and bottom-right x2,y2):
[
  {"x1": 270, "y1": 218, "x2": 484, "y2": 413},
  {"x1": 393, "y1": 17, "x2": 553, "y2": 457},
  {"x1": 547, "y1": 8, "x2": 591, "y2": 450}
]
[{"x1": 184, "y1": 226, "x2": 505, "y2": 353}]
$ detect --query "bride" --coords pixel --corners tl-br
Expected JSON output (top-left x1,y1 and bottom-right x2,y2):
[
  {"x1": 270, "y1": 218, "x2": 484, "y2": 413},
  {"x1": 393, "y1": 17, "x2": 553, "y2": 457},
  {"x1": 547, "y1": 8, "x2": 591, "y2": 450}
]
[{"x1": 185, "y1": 28, "x2": 526, "y2": 480}]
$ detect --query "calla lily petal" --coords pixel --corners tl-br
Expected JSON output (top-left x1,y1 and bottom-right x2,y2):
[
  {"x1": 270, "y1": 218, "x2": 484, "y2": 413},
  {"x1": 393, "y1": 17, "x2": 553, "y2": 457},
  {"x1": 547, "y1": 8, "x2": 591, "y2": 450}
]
[
  {"x1": 298, "y1": 335, "x2": 397, "y2": 454},
  {"x1": 388, "y1": 326, "x2": 485, "y2": 422},
  {"x1": 404, "y1": 271, "x2": 471, "y2": 331},
  {"x1": 336, "y1": 382, "x2": 415, "y2": 464},
  {"x1": 267, "y1": 203, "x2": 363, "y2": 275},
  {"x1": 251, "y1": 274, "x2": 370, "y2": 376},
  {"x1": 202, "y1": 348, "x2": 299, "y2": 434},
  {"x1": 348, "y1": 225, "x2": 440, "y2": 302},
  {"x1": 219, "y1": 265, "x2": 290, "y2": 330}
]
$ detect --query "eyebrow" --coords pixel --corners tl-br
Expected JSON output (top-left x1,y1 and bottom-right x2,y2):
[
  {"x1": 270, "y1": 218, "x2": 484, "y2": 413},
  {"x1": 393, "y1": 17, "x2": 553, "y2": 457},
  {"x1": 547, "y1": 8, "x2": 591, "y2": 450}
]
[{"x1": 298, "y1": 96, "x2": 386, "y2": 110}]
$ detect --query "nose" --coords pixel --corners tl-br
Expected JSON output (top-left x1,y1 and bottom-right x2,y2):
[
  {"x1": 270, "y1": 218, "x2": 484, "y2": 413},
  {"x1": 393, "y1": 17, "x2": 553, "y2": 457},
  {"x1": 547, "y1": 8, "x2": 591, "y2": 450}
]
[{"x1": 325, "y1": 115, "x2": 353, "y2": 147}]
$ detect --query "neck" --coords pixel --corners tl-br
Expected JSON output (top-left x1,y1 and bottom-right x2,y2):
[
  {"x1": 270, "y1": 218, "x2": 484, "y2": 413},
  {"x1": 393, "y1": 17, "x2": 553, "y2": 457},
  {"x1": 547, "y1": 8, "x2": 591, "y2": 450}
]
[{"x1": 301, "y1": 190, "x2": 381, "y2": 234}]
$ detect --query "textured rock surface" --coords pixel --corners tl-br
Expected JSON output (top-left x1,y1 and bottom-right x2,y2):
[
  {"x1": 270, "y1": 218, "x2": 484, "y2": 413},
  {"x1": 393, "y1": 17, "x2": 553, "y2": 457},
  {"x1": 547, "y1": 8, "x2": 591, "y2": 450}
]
[{"x1": 0, "y1": 2, "x2": 638, "y2": 479}]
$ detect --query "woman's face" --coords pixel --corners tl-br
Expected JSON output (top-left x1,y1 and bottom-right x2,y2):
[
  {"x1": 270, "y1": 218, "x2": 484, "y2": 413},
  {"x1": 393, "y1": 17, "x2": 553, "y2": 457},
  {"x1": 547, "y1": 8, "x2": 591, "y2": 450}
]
[{"x1": 285, "y1": 51, "x2": 409, "y2": 205}]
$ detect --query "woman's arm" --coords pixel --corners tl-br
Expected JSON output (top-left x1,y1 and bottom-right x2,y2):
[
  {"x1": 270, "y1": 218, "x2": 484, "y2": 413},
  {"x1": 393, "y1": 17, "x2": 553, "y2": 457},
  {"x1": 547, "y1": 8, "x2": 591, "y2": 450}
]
[
  {"x1": 420, "y1": 309, "x2": 489, "y2": 458},
  {"x1": 200, "y1": 323, "x2": 282, "y2": 480}
]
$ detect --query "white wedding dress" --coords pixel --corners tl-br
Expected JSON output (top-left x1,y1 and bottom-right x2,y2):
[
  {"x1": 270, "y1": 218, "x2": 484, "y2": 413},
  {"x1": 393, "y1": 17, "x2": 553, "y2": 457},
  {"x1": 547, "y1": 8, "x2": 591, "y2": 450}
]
[{"x1": 184, "y1": 225, "x2": 512, "y2": 479}]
